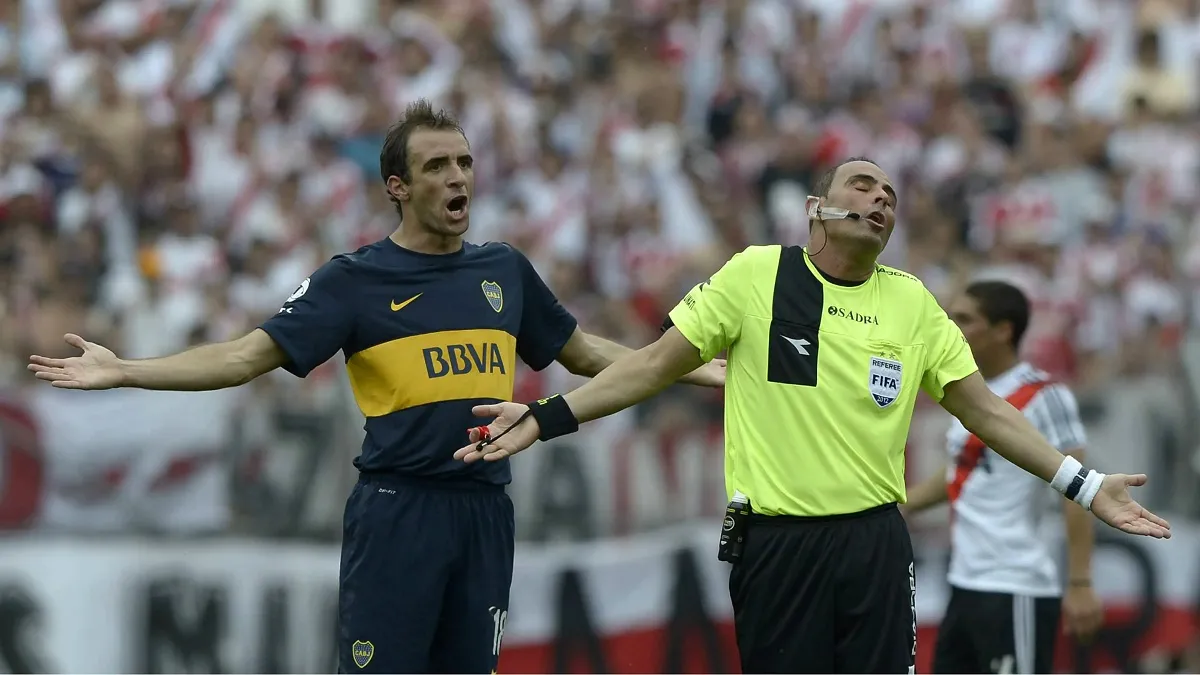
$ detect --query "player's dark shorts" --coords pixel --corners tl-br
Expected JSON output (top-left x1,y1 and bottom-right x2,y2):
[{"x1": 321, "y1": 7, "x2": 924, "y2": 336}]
[
  {"x1": 932, "y1": 586, "x2": 1061, "y2": 674},
  {"x1": 338, "y1": 474, "x2": 514, "y2": 674},
  {"x1": 728, "y1": 502, "x2": 915, "y2": 674}
]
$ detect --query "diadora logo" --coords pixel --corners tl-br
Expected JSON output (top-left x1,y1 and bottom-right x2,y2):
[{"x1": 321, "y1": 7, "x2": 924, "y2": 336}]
[
  {"x1": 827, "y1": 305, "x2": 879, "y2": 325},
  {"x1": 423, "y1": 343, "x2": 508, "y2": 378},
  {"x1": 875, "y1": 266, "x2": 918, "y2": 281}
]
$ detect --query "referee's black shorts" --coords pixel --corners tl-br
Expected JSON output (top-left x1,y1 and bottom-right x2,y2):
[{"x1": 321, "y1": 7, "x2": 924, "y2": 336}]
[{"x1": 728, "y1": 502, "x2": 915, "y2": 674}]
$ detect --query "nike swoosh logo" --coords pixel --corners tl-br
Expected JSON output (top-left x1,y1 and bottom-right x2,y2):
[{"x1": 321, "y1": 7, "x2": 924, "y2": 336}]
[
  {"x1": 783, "y1": 336, "x2": 811, "y2": 356},
  {"x1": 391, "y1": 294, "x2": 422, "y2": 311}
]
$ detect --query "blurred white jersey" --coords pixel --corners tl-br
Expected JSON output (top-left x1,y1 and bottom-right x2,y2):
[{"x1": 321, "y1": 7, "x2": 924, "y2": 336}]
[{"x1": 944, "y1": 362, "x2": 1087, "y2": 597}]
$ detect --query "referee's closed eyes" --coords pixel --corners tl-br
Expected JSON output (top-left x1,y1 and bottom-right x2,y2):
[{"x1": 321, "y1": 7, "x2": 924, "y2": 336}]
[{"x1": 457, "y1": 157, "x2": 1171, "y2": 674}]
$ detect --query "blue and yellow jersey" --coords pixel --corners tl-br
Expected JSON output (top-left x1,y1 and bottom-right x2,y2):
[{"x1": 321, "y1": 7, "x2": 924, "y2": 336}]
[{"x1": 259, "y1": 239, "x2": 577, "y2": 485}]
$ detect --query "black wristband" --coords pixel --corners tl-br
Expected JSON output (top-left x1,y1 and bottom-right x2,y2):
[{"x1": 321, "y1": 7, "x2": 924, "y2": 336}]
[
  {"x1": 527, "y1": 394, "x2": 579, "y2": 441},
  {"x1": 1064, "y1": 466, "x2": 1089, "y2": 501}
]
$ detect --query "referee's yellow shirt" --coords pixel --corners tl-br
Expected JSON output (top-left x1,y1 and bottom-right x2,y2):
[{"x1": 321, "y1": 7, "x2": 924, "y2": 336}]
[{"x1": 668, "y1": 246, "x2": 978, "y2": 517}]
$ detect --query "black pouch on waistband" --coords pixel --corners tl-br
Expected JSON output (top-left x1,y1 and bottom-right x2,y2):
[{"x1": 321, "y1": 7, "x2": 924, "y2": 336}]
[{"x1": 717, "y1": 496, "x2": 752, "y2": 564}]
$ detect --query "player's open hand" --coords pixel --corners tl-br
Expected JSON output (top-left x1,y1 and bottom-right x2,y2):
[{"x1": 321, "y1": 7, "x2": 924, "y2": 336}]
[
  {"x1": 1089, "y1": 473, "x2": 1171, "y2": 538},
  {"x1": 454, "y1": 402, "x2": 539, "y2": 464},
  {"x1": 27, "y1": 334, "x2": 124, "y2": 390}
]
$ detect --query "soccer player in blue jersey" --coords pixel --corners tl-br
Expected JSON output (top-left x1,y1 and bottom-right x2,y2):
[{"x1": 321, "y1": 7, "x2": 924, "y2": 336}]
[{"x1": 27, "y1": 99, "x2": 726, "y2": 673}]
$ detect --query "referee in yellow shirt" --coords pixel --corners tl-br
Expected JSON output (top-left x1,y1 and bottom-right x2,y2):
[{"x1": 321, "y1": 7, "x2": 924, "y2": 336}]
[{"x1": 453, "y1": 158, "x2": 1171, "y2": 673}]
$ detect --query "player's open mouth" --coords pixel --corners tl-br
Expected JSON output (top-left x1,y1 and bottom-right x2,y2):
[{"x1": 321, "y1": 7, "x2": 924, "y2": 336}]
[
  {"x1": 865, "y1": 212, "x2": 886, "y2": 227},
  {"x1": 446, "y1": 195, "x2": 469, "y2": 220}
]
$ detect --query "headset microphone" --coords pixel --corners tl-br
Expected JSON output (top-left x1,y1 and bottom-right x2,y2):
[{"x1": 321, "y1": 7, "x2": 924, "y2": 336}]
[
  {"x1": 805, "y1": 196, "x2": 863, "y2": 257},
  {"x1": 806, "y1": 199, "x2": 861, "y2": 221}
]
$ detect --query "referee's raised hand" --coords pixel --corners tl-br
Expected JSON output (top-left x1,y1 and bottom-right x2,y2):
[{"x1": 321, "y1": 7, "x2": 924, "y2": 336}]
[
  {"x1": 28, "y1": 334, "x2": 124, "y2": 390},
  {"x1": 455, "y1": 402, "x2": 539, "y2": 463},
  {"x1": 1089, "y1": 473, "x2": 1172, "y2": 538}
]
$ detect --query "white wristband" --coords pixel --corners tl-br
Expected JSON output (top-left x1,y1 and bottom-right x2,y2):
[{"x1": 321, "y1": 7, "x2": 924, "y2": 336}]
[
  {"x1": 1050, "y1": 456, "x2": 1082, "y2": 492},
  {"x1": 1050, "y1": 456, "x2": 1106, "y2": 511},
  {"x1": 1077, "y1": 471, "x2": 1104, "y2": 511}
]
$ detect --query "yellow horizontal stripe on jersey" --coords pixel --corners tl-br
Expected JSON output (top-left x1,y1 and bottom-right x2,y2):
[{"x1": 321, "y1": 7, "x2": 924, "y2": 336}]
[{"x1": 347, "y1": 329, "x2": 517, "y2": 417}]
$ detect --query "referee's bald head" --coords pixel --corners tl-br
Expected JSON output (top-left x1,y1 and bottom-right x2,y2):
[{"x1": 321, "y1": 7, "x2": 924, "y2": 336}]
[{"x1": 813, "y1": 156, "x2": 881, "y2": 197}]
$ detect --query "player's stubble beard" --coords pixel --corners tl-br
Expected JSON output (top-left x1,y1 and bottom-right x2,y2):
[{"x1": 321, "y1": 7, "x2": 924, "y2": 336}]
[
  {"x1": 413, "y1": 211, "x2": 469, "y2": 246},
  {"x1": 409, "y1": 188, "x2": 471, "y2": 245},
  {"x1": 393, "y1": 202, "x2": 469, "y2": 254}
]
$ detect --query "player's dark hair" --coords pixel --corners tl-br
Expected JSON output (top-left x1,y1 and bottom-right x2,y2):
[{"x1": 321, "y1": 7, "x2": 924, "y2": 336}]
[
  {"x1": 379, "y1": 99, "x2": 465, "y2": 216},
  {"x1": 965, "y1": 280, "x2": 1030, "y2": 349}
]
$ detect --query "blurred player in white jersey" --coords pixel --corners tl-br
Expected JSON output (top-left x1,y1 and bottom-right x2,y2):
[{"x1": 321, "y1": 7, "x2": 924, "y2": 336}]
[{"x1": 903, "y1": 280, "x2": 1104, "y2": 674}]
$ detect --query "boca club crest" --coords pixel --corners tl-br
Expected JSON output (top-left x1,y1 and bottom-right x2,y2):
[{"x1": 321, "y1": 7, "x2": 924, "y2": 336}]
[
  {"x1": 868, "y1": 356, "x2": 903, "y2": 408},
  {"x1": 481, "y1": 280, "x2": 503, "y2": 313},
  {"x1": 351, "y1": 640, "x2": 374, "y2": 669}
]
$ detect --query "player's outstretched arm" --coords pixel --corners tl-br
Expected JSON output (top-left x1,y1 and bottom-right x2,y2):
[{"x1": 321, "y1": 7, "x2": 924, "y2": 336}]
[
  {"x1": 555, "y1": 328, "x2": 726, "y2": 387},
  {"x1": 28, "y1": 329, "x2": 288, "y2": 392},
  {"x1": 939, "y1": 373, "x2": 1170, "y2": 539},
  {"x1": 454, "y1": 327, "x2": 704, "y2": 463}
]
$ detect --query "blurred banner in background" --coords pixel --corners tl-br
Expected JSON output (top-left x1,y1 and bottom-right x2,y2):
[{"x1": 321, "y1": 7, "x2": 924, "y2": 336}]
[
  {"x1": 0, "y1": 517, "x2": 1194, "y2": 674},
  {"x1": 0, "y1": 373, "x2": 1197, "y2": 673}
]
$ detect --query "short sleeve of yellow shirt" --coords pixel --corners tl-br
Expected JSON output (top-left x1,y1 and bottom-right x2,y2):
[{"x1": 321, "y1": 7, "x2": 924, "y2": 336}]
[
  {"x1": 918, "y1": 288, "x2": 978, "y2": 402},
  {"x1": 667, "y1": 249, "x2": 755, "y2": 362}
]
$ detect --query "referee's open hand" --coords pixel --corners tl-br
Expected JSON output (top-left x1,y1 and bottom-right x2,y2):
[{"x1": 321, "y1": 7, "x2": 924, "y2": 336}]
[
  {"x1": 1090, "y1": 473, "x2": 1171, "y2": 539},
  {"x1": 454, "y1": 402, "x2": 539, "y2": 464}
]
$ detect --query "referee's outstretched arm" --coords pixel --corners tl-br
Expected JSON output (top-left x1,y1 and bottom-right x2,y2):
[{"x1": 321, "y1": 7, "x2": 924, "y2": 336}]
[
  {"x1": 459, "y1": 346, "x2": 1171, "y2": 541},
  {"x1": 458, "y1": 247, "x2": 753, "y2": 461},
  {"x1": 455, "y1": 324, "x2": 706, "y2": 456},
  {"x1": 456, "y1": 242, "x2": 1171, "y2": 541},
  {"x1": 937, "y1": 372, "x2": 1171, "y2": 539}
]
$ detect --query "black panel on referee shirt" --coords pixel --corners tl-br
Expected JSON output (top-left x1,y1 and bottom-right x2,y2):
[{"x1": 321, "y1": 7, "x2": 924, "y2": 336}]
[{"x1": 767, "y1": 246, "x2": 824, "y2": 387}]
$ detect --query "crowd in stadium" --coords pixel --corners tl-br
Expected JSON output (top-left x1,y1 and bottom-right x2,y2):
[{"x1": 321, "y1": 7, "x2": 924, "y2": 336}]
[{"x1": 0, "y1": 0, "x2": 1198, "y2": 528}]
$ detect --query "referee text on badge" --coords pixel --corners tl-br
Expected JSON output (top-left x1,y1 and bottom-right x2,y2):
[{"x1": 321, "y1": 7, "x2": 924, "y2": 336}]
[{"x1": 868, "y1": 356, "x2": 903, "y2": 408}]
